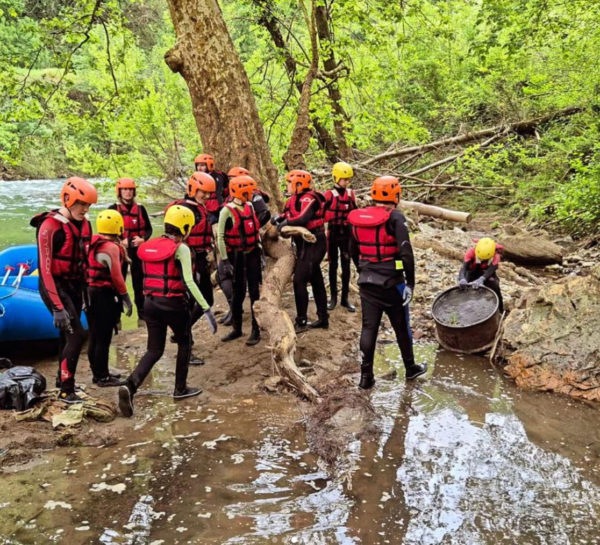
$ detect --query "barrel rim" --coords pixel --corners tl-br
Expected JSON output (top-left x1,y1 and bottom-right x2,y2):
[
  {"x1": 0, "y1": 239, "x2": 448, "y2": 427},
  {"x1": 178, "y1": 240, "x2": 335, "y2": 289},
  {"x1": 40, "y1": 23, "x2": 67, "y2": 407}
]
[{"x1": 431, "y1": 285, "x2": 499, "y2": 329}]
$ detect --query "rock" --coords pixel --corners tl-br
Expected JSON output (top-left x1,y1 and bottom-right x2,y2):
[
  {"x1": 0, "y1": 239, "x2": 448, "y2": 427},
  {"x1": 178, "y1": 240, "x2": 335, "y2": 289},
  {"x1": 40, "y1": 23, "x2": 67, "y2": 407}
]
[
  {"x1": 263, "y1": 376, "x2": 283, "y2": 393},
  {"x1": 499, "y1": 234, "x2": 563, "y2": 266},
  {"x1": 502, "y1": 265, "x2": 600, "y2": 401}
]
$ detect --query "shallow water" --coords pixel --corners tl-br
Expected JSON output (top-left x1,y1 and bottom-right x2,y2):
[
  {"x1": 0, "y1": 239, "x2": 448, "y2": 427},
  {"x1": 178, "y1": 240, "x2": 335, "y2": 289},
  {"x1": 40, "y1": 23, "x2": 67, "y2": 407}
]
[{"x1": 1, "y1": 343, "x2": 599, "y2": 544}]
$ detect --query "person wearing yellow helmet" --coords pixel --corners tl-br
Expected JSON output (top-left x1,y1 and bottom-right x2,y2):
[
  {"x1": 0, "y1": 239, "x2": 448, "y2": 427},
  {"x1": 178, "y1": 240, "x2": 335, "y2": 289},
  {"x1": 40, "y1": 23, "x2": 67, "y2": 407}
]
[
  {"x1": 86, "y1": 210, "x2": 132, "y2": 387},
  {"x1": 457, "y1": 237, "x2": 504, "y2": 312},
  {"x1": 324, "y1": 162, "x2": 357, "y2": 312},
  {"x1": 30, "y1": 177, "x2": 98, "y2": 403},
  {"x1": 118, "y1": 205, "x2": 218, "y2": 417}
]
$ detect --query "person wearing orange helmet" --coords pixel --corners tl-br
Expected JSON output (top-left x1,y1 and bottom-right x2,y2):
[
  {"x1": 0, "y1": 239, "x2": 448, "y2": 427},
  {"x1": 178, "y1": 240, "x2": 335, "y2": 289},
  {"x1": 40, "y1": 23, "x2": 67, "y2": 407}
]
[
  {"x1": 109, "y1": 178, "x2": 152, "y2": 324},
  {"x1": 166, "y1": 171, "x2": 217, "y2": 365},
  {"x1": 324, "y1": 162, "x2": 358, "y2": 312},
  {"x1": 348, "y1": 176, "x2": 426, "y2": 390},
  {"x1": 194, "y1": 153, "x2": 229, "y2": 224},
  {"x1": 271, "y1": 170, "x2": 328, "y2": 332},
  {"x1": 217, "y1": 175, "x2": 262, "y2": 345},
  {"x1": 30, "y1": 177, "x2": 98, "y2": 403}
]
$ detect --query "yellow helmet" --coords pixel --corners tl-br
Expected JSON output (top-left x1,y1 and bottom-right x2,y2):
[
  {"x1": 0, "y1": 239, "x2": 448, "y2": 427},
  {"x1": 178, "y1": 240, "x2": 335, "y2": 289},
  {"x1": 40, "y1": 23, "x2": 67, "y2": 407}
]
[
  {"x1": 164, "y1": 205, "x2": 195, "y2": 236},
  {"x1": 332, "y1": 162, "x2": 354, "y2": 184},
  {"x1": 96, "y1": 209, "x2": 124, "y2": 236},
  {"x1": 475, "y1": 237, "x2": 496, "y2": 261}
]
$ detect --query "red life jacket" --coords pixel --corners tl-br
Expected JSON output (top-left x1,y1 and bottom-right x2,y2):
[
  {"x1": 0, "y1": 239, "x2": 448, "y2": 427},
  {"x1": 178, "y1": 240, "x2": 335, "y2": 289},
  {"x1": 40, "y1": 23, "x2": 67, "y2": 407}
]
[
  {"x1": 348, "y1": 206, "x2": 398, "y2": 263},
  {"x1": 283, "y1": 190, "x2": 326, "y2": 232},
  {"x1": 224, "y1": 202, "x2": 260, "y2": 253},
  {"x1": 325, "y1": 188, "x2": 355, "y2": 226},
  {"x1": 169, "y1": 199, "x2": 213, "y2": 252},
  {"x1": 87, "y1": 235, "x2": 125, "y2": 289},
  {"x1": 464, "y1": 246, "x2": 503, "y2": 271},
  {"x1": 32, "y1": 210, "x2": 92, "y2": 280},
  {"x1": 138, "y1": 236, "x2": 186, "y2": 297},
  {"x1": 205, "y1": 170, "x2": 227, "y2": 214},
  {"x1": 117, "y1": 202, "x2": 149, "y2": 240}
]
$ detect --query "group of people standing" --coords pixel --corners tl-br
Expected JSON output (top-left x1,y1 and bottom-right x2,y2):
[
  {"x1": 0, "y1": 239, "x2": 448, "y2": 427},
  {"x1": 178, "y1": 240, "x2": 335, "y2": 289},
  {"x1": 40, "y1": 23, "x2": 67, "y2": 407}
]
[{"x1": 32, "y1": 153, "x2": 503, "y2": 415}]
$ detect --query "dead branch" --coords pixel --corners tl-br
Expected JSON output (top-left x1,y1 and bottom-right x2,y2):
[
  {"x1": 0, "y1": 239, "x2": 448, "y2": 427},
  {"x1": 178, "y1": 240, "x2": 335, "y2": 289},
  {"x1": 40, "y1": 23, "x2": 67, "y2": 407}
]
[
  {"x1": 361, "y1": 107, "x2": 583, "y2": 166},
  {"x1": 399, "y1": 201, "x2": 472, "y2": 223}
]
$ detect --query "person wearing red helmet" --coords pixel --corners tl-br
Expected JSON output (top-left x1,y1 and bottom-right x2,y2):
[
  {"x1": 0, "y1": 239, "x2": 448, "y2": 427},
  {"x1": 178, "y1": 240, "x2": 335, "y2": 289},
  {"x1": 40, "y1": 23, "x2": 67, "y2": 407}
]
[
  {"x1": 30, "y1": 177, "x2": 98, "y2": 403},
  {"x1": 109, "y1": 178, "x2": 152, "y2": 323},
  {"x1": 348, "y1": 176, "x2": 426, "y2": 390},
  {"x1": 194, "y1": 153, "x2": 229, "y2": 224},
  {"x1": 217, "y1": 175, "x2": 262, "y2": 346},
  {"x1": 166, "y1": 171, "x2": 217, "y2": 365},
  {"x1": 271, "y1": 169, "x2": 328, "y2": 332}
]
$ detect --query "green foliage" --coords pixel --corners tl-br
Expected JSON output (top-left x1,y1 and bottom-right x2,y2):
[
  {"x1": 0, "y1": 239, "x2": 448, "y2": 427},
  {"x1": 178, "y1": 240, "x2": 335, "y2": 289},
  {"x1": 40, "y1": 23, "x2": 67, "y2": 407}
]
[{"x1": 1, "y1": 0, "x2": 600, "y2": 233}]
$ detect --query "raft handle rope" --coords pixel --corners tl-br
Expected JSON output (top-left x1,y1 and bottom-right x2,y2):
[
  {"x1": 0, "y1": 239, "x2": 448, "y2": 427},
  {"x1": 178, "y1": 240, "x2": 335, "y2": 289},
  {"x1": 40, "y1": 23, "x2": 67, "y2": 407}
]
[{"x1": 0, "y1": 263, "x2": 30, "y2": 302}]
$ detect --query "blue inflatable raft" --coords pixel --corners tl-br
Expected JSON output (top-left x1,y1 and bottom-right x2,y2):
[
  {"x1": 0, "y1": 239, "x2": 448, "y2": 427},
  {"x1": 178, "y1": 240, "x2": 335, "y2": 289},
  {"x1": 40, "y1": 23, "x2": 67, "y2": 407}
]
[{"x1": 0, "y1": 245, "x2": 87, "y2": 342}]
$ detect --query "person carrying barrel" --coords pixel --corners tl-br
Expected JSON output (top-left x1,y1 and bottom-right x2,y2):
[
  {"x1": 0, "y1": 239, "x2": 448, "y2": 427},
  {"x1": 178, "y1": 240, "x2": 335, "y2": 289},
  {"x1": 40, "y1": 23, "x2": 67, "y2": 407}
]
[
  {"x1": 118, "y1": 205, "x2": 217, "y2": 417},
  {"x1": 109, "y1": 178, "x2": 152, "y2": 324},
  {"x1": 166, "y1": 172, "x2": 216, "y2": 365},
  {"x1": 195, "y1": 153, "x2": 229, "y2": 224},
  {"x1": 217, "y1": 175, "x2": 262, "y2": 346},
  {"x1": 324, "y1": 161, "x2": 357, "y2": 312},
  {"x1": 458, "y1": 237, "x2": 504, "y2": 313},
  {"x1": 87, "y1": 210, "x2": 133, "y2": 387},
  {"x1": 271, "y1": 170, "x2": 328, "y2": 332},
  {"x1": 30, "y1": 177, "x2": 97, "y2": 403},
  {"x1": 348, "y1": 176, "x2": 426, "y2": 390}
]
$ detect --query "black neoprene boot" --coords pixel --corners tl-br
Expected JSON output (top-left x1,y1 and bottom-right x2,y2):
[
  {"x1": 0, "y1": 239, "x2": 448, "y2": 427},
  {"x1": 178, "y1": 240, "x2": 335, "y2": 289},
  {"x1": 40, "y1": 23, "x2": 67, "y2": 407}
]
[
  {"x1": 358, "y1": 363, "x2": 375, "y2": 390},
  {"x1": 340, "y1": 295, "x2": 356, "y2": 312},
  {"x1": 327, "y1": 293, "x2": 337, "y2": 311}
]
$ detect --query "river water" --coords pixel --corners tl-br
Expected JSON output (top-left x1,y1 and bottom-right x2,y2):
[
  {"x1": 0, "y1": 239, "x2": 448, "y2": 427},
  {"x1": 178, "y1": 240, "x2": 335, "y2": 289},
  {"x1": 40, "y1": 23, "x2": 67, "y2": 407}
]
[{"x1": 0, "y1": 180, "x2": 599, "y2": 544}]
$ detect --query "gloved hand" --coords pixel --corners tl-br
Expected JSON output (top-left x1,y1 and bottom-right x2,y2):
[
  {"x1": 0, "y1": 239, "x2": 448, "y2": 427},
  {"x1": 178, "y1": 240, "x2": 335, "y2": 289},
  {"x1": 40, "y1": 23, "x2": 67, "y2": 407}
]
[
  {"x1": 218, "y1": 259, "x2": 234, "y2": 279},
  {"x1": 203, "y1": 308, "x2": 218, "y2": 334},
  {"x1": 470, "y1": 276, "x2": 486, "y2": 289},
  {"x1": 402, "y1": 286, "x2": 413, "y2": 307},
  {"x1": 122, "y1": 293, "x2": 133, "y2": 317},
  {"x1": 270, "y1": 214, "x2": 283, "y2": 226},
  {"x1": 458, "y1": 278, "x2": 469, "y2": 289},
  {"x1": 276, "y1": 219, "x2": 288, "y2": 233},
  {"x1": 53, "y1": 309, "x2": 73, "y2": 333}
]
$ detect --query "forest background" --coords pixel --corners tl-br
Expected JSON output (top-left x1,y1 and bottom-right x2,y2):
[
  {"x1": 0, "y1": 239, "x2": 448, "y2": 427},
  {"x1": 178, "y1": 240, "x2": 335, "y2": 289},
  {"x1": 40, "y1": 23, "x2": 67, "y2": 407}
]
[{"x1": 1, "y1": 0, "x2": 599, "y2": 235}]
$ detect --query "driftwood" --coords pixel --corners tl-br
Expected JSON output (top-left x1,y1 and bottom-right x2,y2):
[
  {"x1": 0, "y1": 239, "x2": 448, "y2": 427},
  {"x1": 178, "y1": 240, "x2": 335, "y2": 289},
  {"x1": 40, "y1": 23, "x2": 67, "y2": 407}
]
[
  {"x1": 400, "y1": 201, "x2": 472, "y2": 223},
  {"x1": 255, "y1": 225, "x2": 320, "y2": 402},
  {"x1": 361, "y1": 107, "x2": 583, "y2": 166},
  {"x1": 499, "y1": 235, "x2": 563, "y2": 266}
]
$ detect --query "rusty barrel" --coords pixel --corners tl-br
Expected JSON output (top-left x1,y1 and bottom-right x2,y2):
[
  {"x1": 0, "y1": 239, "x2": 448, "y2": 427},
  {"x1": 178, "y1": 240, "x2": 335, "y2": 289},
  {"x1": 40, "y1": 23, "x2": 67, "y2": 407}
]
[{"x1": 431, "y1": 286, "x2": 500, "y2": 354}]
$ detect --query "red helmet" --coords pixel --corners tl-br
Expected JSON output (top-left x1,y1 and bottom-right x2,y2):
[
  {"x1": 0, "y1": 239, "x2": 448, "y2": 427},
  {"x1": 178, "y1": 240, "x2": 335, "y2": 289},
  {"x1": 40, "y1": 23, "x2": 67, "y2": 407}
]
[
  {"x1": 194, "y1": 153, "x2": 215, "y2": 171},
  {"x1": 116, "y1": 177, "x2": 136, "y2": 198},
  {"x1": 227, "y1": 166, "x2": 250, "y2": 178},
  {"x1": 229, "y1": 175, "x2": 257, "y2": 203},
  {"x1": 285, "y1": 170, "x2": 312, "y2": 194},
  {"x1": 61, "y1": 177, "x2": 98, "y2": 209},
  {"x1": 371, "y1": 176, "x2": 401, "y2": 204},
  {"x1": 187, "y1": 172, "x2": 216, "y2": 198}
]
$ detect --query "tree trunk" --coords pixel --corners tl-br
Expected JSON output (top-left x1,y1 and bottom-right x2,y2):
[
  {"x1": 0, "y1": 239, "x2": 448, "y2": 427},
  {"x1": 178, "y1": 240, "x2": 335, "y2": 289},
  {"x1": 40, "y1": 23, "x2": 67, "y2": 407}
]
[
  {"x1": 499, "y1": 235, "x2": 563, "y2": 265},
  {"x1": 399, "y1": 200, "x2": 472, "y2": 223},
  {"x1": 314, "y1": 3, "x2": 351, "y2": 159},
  {"x1": 165, "y1": 0, "x2": 279, "y2": 200}
]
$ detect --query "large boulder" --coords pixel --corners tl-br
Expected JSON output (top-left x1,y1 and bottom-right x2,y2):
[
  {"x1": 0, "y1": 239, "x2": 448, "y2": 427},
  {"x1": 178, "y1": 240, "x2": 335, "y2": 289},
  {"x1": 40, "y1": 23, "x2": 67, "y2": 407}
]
[{"x1": 502, "y1": 266, "x2": 600, "y2": 401}]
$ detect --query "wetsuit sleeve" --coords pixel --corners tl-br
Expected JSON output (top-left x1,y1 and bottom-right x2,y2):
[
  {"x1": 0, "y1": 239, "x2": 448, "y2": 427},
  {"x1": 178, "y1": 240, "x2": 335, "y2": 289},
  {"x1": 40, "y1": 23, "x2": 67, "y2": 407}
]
[
  {"x1": 108, "y1": 203, "x2": 118, "y2": 211},
  {"x1": 482, "y1": 263, "x2": 498, "y2": 281},
  {"x1": 140, "y1": 205, "x2": 153, "y2": 240},
  {"x1": 252, "y1": 195, "x2": 271, "y2": 227},
  {"x1": 37, "y1": 218, "x2": 65, "y2": 311},
  {"x1": 390, "y1": 210, "x2": 415, "y2": 289},
  {"x1": 458, "y1": 261, "x2": 469, "y2": 282},
  {"x1": 285, "y1": 198, "x2": 317, "y2": 227},
  {"x1": 217, "y1": 206, "x2": 234, "y2": 259},
  {"x1": 97, "y1": 246, "x2": 127, "y2": 295},
  {"x1": 175, "y1": 244, "x2": 209, "y2": 310}
]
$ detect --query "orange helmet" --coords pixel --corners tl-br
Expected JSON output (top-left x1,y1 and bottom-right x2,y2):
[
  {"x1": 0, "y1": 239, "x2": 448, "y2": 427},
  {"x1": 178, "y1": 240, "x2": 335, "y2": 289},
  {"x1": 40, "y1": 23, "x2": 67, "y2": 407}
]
[
  {"x1": 61, "y1": 177, "x2": 98, "y2": 209},
  {"x1": 116, "y1": 177, "x2": 136, "y2": 197},
  {"x1": 227, "y1": 166, "x2": 250, "y2": 178},
  {"x1": 285, "y1": 170, "x2": 312, "y2": 194},
  {"x1": 187, "y1": 172, "x2": 216, "y2": 198},
  {"x1": 371, "y1": 176, "x2": 402, "y2": 204},
  {"x1": 229, "y1": 175, "x2": 256, "y2": 202},
  {"x1": 194, "y1": 153, "x2": 215, "y2": 171}
]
